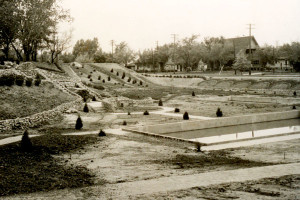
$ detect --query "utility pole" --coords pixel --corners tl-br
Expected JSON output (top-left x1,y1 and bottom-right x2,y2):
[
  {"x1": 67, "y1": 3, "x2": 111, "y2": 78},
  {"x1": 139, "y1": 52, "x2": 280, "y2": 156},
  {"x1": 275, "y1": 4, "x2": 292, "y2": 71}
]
[
  {"x1": 247, "y1": 24, "x2": 254, "y2": 75},
  {"x1": 156, "y1": 41, "x2": 159, "y2": 50},
  {"x1": 171, "y1": 34, "x2": 177, "y2": 60},
  {"x1": 110, "y1": 40, "x2": 114, "y2": 62}
]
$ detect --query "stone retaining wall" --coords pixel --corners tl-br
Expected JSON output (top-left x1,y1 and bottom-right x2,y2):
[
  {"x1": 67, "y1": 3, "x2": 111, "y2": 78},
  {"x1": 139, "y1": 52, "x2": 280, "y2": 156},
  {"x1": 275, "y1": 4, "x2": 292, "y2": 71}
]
[
  {"x1": 0, "y1": 98, "x2": 82, "y2": 133},
  {"x1": 130, "y1": 110, "x2": 300, "y2": 135},
  {"x1": 231, "y1": 96, "x2": 300, "y2": 105}
]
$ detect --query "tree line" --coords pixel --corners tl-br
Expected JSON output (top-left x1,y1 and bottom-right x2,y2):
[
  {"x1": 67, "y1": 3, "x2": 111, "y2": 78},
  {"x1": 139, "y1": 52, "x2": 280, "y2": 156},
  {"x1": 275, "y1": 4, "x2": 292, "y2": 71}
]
[
  {"x1": 0, "y1": 0, "x2": 70, "y2": 63},
  {"x1": 0, "y1": 1, "x2": 299, "y2": 71},
  {"x1": 65, "y1": 35, "x2": 300, "y2": 72}
]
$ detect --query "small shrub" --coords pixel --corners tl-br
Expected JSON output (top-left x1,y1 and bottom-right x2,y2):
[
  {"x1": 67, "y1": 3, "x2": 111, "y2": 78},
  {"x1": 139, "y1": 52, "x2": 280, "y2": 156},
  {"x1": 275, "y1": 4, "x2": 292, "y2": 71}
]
[
  {"x1": 15, "y1": 75, "x2": 24, "y2": 86},
  {"x1": 174, "y1": 108, "x2": 180, "y2": 113},
  {"x1": 25, "y1": 78, "x2": 33, "y2": 87},
  {"x1": 83, "y1": 96, "x2": 87, "y2": 102},
  {"x1": 92, "y1": 96, "x2": 96, "y2": 101},
  {"x1": 99, "y1": 129, "x2": 106, "y2": 136},
  {"x1": 158, "y1": 99, "x2": 163, "y2": 106},
  {"x1": 108, "y1": 76, "x2": 111, "y2": 81},
  {"x1": 102, "y1": 79, "x2": 105, "y2": 83},
  {"x1": 75, "y1": 116, "x2": 83, "y2": 130},
  {"x1": 88, "y1": 74, "x2": 91, "y2": 79},
  {"x1": 292, "y1": 105, "x2": 296, "y2": 109},
  {"x1": 128, "y1": 111, "x2": 131, "y2": 115},
  {"x1": 90, "y1": 78, "x2": 93, "y2": 82},
  {"x1": 0, "y1": 74, "x2": 15, "y2": 86},
  {"x1": 83, "y1": 103, "x2": 89, "y2": 112},
  {"x1": 98, "y1": 75, "x2": 101, "y2": 80},
  {"x1": 34, "y1": 78, "x2": 41, "y2": 86},
  {"x1": 116, "y1": 72, "x2": 119, "y2": 76},
  {"x1": 183, "y1": 112, "x2": 189, "y2": 120},
  {"x1": 192, "y1": 91, "x2": 195, "y2": 96},
  {"x1": 144, "y1": 110, "x2": 149, "y2": 115},
  {"x1": 140, "y1": 80, "x2": 143, "y2": 85},
  {"x1": 293, "y1": 91, "x2": 297, "y2": 96},
  {"x1": 122, "y1": 72, "x2": 125, "y2": 79},
  {"x1": 111, "y1": 69, "x2": 113, "y2": 73},
  {"x1": 20, "y1": 130, "x2": 32, "y2": 152},
  {"x1": 123, "y1": 121, "x2": 127, "y2": 126},
  {"x1": 120, "y1": 103, "x2": 124, "y2": 107},
  {"x1": 216, "y1": 108, "x2": 223, "y2": 117}
]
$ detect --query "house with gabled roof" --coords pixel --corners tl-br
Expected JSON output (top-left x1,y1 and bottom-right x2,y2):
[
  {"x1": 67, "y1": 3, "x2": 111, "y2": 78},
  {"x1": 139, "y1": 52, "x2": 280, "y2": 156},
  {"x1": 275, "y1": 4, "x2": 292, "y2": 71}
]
[{"x1": 225, "y1": 36, "x2": 260, "y2": 66}]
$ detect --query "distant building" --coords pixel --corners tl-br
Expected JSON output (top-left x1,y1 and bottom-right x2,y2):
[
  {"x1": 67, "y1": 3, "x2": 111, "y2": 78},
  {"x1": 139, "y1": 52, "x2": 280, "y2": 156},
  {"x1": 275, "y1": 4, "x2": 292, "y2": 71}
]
[
  {"x1": 225, "y1": 36, "x2": 260, "y2": 66},
  {"x1": 164, "y1": 58, "x2": 181, "y2": 72}
]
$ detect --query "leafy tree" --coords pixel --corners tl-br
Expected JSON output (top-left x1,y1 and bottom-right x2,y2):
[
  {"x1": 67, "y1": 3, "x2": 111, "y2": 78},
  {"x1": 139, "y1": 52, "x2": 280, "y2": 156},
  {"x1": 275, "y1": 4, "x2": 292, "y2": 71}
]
[
  {"x1": 278, "y1": 42, "x2": 300, "y2": 71},
  {"x1": 216, "y1": 108, "x2": 223, "y2": 117},
  {"x1": 93, "y1": 50, "x2": 106, "y2": 63},
  {"x1": 232, "y1": 50, "x2": 251, "y2": 75},
  {"x1": 0, "y1": 0, "x2": 19, "y2": 60},
  {"x1": 73, "y1": 38, "x2": 99, "y2": 59},
  {"x1": 256, "y1": 45, "x2": 277, "y2": 68},
  {"x1": 114, "y1": 42, "x2": 135, "y2": 66}
]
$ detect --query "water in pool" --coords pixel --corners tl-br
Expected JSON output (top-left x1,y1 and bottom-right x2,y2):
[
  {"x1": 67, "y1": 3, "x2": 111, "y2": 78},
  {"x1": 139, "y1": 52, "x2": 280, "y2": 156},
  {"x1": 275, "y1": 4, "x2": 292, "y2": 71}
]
[{"x1": 160, "y1": 119, "x2": 300, "y2": 144}]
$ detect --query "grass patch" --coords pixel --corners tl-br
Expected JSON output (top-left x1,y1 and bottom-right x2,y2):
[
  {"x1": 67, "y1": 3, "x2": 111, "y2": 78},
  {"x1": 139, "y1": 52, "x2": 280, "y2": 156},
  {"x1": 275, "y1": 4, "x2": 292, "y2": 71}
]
[
  {"x1": 0, "y1": 133, "x2": 102, "y2": 197},
  {"x1": 153, "y1": 151, "x2": 269, "y2": 171}
]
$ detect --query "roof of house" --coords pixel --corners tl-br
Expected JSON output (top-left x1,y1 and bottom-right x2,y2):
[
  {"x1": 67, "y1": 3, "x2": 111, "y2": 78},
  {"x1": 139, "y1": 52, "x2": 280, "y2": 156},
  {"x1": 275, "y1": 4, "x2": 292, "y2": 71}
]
[{"x1": 225, "y1": 36, "x2": 259, "y2": 52}]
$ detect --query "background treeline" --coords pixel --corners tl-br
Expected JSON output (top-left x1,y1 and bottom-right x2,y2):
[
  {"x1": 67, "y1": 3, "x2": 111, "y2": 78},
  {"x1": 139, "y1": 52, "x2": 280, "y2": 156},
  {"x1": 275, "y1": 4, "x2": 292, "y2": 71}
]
[{"x1": 0, "y1": 1, "x2": 299, "y2": 71}]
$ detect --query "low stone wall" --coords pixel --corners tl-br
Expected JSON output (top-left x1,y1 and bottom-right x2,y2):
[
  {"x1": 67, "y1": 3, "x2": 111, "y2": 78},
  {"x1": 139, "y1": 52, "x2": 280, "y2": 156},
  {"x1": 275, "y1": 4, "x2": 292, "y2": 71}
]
[
  {"x1": 131, "y1": 110, "x2": 300, "y2": 135},
  {"x1": 231, "y1": 96, "x2": 300, "y2": 105},
  {"x1": 0, "y1": 98, "x2": 82, "y2": 133}
]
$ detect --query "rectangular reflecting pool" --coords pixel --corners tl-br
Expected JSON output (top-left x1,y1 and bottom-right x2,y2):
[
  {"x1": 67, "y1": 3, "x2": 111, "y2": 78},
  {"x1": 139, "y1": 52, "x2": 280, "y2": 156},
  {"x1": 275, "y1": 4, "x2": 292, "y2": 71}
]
[{"x1": 159, "y1": 119, "x2": 300, "y2": 144}]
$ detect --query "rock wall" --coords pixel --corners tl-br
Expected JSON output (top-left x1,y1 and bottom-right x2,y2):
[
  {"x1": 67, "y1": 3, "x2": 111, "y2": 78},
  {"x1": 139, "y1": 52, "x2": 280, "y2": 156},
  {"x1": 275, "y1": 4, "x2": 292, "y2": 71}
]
[{"x1": 0, "y1": 98, "x2": 82, "y2": 133}]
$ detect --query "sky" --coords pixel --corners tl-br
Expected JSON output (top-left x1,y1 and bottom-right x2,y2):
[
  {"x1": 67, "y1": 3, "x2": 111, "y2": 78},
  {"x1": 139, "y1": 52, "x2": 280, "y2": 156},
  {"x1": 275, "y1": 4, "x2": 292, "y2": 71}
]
[{"x1": 59, "y1": 0, "x2": 300, "y2": 52}]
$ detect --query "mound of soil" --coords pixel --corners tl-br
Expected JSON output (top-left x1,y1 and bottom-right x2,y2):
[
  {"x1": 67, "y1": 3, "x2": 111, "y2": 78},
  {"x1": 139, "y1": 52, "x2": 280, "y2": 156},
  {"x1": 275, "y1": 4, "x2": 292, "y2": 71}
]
[{"x1": 0, "y1": 82, "x2": 76, "y2": 120}]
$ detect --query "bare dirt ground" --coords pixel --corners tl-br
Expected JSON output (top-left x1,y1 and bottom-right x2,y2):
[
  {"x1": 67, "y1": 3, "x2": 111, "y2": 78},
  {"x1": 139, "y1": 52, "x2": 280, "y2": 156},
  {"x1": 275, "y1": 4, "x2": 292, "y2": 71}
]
[{"x1": 166, "y1": 94, "x2": 292, "y2": 117}]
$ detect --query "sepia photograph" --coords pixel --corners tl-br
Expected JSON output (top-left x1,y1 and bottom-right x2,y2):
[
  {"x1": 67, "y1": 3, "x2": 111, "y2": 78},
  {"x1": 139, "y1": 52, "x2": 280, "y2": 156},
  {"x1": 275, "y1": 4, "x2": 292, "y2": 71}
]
[{"x1": 0, "y1": 0, "x2": 299, "y2": 199}]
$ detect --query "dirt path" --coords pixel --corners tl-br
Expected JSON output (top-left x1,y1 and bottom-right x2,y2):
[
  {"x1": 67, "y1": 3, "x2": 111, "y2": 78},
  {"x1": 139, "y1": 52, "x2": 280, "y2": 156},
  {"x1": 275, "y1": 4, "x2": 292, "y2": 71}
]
[
  {"x1": 102, "y1": 163, "x2": 300, "y2": 198},
  {"x1": 3, "y1": 163, "x2": 299, "y2": 199}
]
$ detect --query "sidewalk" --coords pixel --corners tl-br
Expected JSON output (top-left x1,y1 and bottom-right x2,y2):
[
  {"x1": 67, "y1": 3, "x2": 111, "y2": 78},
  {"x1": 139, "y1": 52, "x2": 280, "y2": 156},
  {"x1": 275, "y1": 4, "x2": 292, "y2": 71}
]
[{"x1": 105, "y1": 162, "x2": 300, "y2": 197}]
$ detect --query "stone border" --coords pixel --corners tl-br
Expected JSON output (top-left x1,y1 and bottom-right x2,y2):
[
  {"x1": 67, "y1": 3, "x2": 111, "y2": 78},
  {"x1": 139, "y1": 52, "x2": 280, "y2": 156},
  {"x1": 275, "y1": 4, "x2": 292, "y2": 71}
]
[{"x1": 0, "y1": 98, "x2": 82, "y2": 133}]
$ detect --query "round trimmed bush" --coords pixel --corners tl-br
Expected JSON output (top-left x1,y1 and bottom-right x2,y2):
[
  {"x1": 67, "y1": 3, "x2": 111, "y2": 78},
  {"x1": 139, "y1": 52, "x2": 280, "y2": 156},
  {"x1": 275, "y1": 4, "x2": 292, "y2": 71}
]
[
  {"x1": 174, "y1": 108, "x2": 180, "y2": 113},
  {"x1": 144, "y1": 110, "x2": 149, "y2": 115},
  {"x1": 25, "y1": 78, "x2": 33, "y2": 87},
  {"x1": 75, "y1": 116, "x2": 83, "y2": 130},
  {"x1": 0, "y1": 74, "x2": 15, "y2": 86},
  {"x1": 216, "y1": 108, "x2": 223, "y2": 117},
  {"x1": 34, "y1": 78, "x2": 41, "y2": 86},
  {"x1": 15, "y1": 75, "x2": 24, "y2": 86},
  {"x1": 183, "y1": 112, "x2": 189, "y2": 120},
  {"x1": 158, "y1": 99, "x2": 163, "y2": 106}
]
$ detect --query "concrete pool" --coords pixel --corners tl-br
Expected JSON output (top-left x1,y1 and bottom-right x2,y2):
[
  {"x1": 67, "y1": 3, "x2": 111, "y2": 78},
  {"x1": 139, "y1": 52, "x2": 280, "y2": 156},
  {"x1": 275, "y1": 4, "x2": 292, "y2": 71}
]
[{"x1": 123, "y1": 110, "x2": 300, "y2": 147}]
